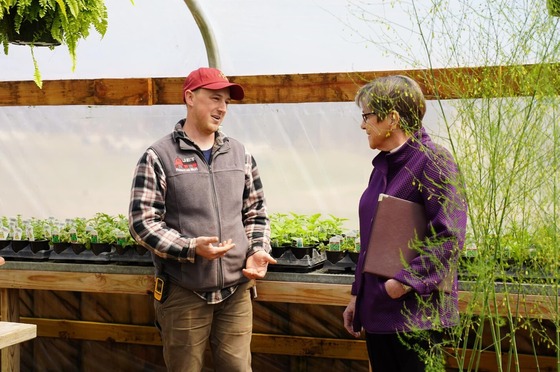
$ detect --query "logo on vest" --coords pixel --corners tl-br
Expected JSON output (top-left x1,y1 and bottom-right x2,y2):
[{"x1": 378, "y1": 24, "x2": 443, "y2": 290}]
[{"x1": 174, "y1": 156, "x2": 198, "y2": 172}]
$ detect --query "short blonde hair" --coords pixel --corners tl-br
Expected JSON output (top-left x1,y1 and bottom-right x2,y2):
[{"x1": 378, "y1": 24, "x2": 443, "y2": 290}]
[{"x1": 355, "y1": 75, "x2": 426, "y2": 133}]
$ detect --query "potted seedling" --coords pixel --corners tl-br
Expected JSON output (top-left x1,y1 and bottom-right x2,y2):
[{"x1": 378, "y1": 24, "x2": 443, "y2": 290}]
[
  {"x1": 28, "y1": 216, "x2": 53, "y2": 253},
  {"x1": 270, "y1": 213, "x2": 293, "y2": 258},
  {"x1": 0, "y1": 216, "x2": 11, "y2": 250},
  {"x1": 87, "y1": 212, "x2": 119, "y2": 255},
  {"x1": 61, "y1": 217, "x2": 90, "y2": 254},
  {"x1": 10, "y1": 215, "x2": 29, "y2": 252}
]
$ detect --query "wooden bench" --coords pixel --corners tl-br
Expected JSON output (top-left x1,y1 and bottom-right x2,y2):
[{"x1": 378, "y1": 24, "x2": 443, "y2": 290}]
[{"x1": 0, "y1": 321, "x2": 37, "y2": 372}]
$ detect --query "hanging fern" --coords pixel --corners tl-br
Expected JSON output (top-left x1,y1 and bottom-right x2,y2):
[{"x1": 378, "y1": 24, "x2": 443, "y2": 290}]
[{"x1": 0, "y1": 0, "x2": 111, "y2": 87}]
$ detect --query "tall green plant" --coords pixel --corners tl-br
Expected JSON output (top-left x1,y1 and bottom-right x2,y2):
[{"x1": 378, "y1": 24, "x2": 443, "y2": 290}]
[{"x1": 347, "y1": 1, "x2": 560, "y2": 370}]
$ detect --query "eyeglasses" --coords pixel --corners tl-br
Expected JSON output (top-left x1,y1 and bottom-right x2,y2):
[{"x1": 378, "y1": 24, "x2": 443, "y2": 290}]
[{"x1": 362, "y1": 112, "x2": 376, "y2": 122}]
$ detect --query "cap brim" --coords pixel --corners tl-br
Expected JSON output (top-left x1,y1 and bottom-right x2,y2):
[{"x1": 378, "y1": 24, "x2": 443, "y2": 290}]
[{"x1": 203, "y1": 82, "x2": 245, "y2": 100}]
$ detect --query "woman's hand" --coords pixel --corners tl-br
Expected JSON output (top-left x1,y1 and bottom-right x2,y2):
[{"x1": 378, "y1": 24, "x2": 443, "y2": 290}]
[
  {"x1": 343, "y1": 295, "x2": 361, "y2": 338},
  {"x1": 385, "y1": 278, "x2": 411, "y2": 299}
]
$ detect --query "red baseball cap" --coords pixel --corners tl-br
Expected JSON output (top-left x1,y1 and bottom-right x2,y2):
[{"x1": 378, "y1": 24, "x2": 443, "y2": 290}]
[{"x1": 182, "y1": 67, "x2": 244, "y2": 101}]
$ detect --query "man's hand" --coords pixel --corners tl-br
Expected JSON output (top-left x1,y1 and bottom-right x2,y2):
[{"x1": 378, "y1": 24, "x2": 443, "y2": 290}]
[
  {"x1": 242, "y1": 251, "x2": 277, "y2": 280},
  {"x1": 194, "y1": 237, "x2": 235, "y2": 260}
]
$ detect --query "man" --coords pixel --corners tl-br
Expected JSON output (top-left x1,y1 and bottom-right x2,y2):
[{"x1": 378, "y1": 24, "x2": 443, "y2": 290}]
[{"x1": 129, "y1": 67, "x2": 276, "y2": 372}]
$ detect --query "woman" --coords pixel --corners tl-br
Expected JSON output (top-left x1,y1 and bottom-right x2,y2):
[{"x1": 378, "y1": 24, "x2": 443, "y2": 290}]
[{"x1": 343, "y1": 75, "x2": 468, "y2": 371}]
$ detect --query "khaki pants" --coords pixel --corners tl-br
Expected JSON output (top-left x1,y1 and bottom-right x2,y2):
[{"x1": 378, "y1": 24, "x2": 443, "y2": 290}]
[{"x1": 155, "y1": 280, "x2": 254, "y2": 372}]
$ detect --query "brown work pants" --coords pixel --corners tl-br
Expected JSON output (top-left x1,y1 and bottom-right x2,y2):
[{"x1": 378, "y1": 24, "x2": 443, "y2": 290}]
[{"x1": 155, "y1": 280, "x2": 254, "y2": 372}]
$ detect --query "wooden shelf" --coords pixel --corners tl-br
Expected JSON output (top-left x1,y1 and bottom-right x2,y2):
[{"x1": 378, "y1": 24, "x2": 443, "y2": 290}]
[{"x1": 0, "y1": 322, "x2": 36, "y2": 349}]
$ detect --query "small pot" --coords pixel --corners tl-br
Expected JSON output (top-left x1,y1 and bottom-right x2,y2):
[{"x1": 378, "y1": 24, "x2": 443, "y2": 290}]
[
  {"x1": 30, "y1": 239, "x2": 50, "y2": 253},
  {"x1": 71, "y1": 243, "x2": 87, "y2": 255},
  {"x1": 91, "y1": 243, "x2": 112, "y2": 256},
  {"x1": 271, "y1": 246, "x2": 289, "y2": 258},
  {"x1": 326, "y1": 250, "x2": 347, "y2": 264},
  {"x1": 113, "y1": 244, "x2": 130, "y2": 255},
  {"x1": 52, "y1": 242, "x2": 71, "y2": 254},
  {"x1": 290, "y1": 246, "x2": 314, "y2": 260},
  {"x1": 11, "y1": 240, "x2": 29, "y2": 253},
  {"x1": 134, "y1": 244, "x2": 149, "y2": 256},
  {"x1": 349, "y1": 251, "x2": 360, "y2": 264},
  {"x1": 5, "y1": 9, "x2": 61, "y2": 46}
]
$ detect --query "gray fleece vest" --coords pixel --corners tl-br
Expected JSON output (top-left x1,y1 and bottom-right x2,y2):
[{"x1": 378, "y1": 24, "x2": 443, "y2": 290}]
[{"x1": 150, "y1": 132, "x2": 250, "y2": 292}]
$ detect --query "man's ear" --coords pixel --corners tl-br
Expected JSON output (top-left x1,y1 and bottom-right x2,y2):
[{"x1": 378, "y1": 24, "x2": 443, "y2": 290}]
[{"x1": 184, "y1": 90, "x2": 195, "y2": 106}]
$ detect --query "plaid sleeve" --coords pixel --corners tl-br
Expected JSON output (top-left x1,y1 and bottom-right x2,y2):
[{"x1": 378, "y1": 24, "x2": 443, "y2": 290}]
[
  {"x1": 242, "y1": 151, "x2": 271, "y2": 256},
  {"x1": 128, "y1": 149, "x2": 195, "y2": 262}
]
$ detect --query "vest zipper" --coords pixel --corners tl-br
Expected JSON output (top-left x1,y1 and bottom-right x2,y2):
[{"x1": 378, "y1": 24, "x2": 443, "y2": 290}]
[{"x1": 207, "y1": 149, "x2": 224, "y2": 289}]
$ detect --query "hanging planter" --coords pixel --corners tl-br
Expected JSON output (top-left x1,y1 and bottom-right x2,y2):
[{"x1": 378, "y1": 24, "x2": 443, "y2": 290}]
[
  {"x1": 3, "y1": 8, "x2": 60, "y2": 46},
  {"x1": 0, "y1": 0, "x2": 109, "y2": 87}
]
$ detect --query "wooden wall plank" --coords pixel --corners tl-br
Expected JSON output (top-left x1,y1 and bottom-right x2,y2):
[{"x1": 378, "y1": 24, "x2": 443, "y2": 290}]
[
  {"x1": 457, "y1": 291, "x2": 560, "y2": 321},
  {"x1": 251, "y1": 333, "x2": 368, "y2": 361},
  {"x1": 2, "y1": 64, "x2": 559, "y2": 106},
  {"x1": 444, "y1": 347, "x2": 558, "y2": 372},
  {"x1": 255, "y1": 281, "x2": 352, "y2": 306},
  {"x1": 20, "y1": 317, "x2": 367, "y2": 359},
  {"x1": 23, "y1": 317, "x2": 162, "y2": 346},
  {"x1": 0, "y1": 270, "x2": 153, "y2": 295}
]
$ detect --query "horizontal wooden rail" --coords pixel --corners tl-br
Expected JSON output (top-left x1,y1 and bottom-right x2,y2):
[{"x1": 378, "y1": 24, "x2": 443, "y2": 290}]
[
  {"x1": 0, "y1": 269, "x2": 559, "y2": 318},
  {"x1": 444, "y1": 347, "x2": 558, "y2": 372},
  {"x1": 0, "y1": 269, "x2": 154, "y2": 295},
  {"x1": 1, "y1": 64, "x2": 559, "y2": 106},
  {"x1": 255, "y1": 280, "x2": 351, "y2": 306},
  {"x1": 16, "y1": 317, "x2": 369, "y2": 360},
  {"x1": 12, "y1": 317, "x2": 558, "y2": 370}
]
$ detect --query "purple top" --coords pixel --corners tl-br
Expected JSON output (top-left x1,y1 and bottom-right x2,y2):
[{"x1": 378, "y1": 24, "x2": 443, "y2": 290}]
[{"x1": 352, "y1": 128, "x2": 468, "y2": 333}]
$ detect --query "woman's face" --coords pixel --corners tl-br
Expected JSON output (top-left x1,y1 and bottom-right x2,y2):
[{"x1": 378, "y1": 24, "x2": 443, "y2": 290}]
[{"x1": 360, "y1": 105, "x2": 394, "y2": 151}]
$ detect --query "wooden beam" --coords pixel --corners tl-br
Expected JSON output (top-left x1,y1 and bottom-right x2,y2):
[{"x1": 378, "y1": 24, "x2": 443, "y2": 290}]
[
  {"x1": 0, "y1": 78, "x2": 153, "y2": 106},
  {"x1": 1, "y1": 64, "x2": 559, "y2": 106},
  {"x1": 444, "y1": 347, "x2": 559, "y2": 372},
  {"x1": 255, "y1": 280, "x2": 352, "y2": 306},
  {"x1": 0, "y1": 270, "x2": 154, "y2": 295},
  {"x1": 21, "y1": 317, "x2": 161, "y2": 346},
  {"x1": 457, "y1": 290, "x2": 560, "y2": 321},
  {"x1": 19, "y1": 317, "x2": 368, "y2": 360},
  {"x1": 15, "y1": 317, "x2": 559, "y2": 371},
  {"x1": 251, "y1": 333, "x2": 368, "y2": 360}
]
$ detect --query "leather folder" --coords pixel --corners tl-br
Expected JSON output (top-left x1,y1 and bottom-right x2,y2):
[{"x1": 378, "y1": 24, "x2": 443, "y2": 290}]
[{"x1": 363, "y1": 193, "x2": 453, "y2": 293}]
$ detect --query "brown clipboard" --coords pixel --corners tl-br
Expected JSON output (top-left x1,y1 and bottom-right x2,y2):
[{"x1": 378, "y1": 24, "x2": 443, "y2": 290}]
[{"x1": 363, "y1": 193, "x2": 453, "y2": 293}]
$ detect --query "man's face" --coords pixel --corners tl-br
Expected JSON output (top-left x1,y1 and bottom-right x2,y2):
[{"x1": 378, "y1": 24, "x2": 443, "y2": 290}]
[{"x1": 186, "y1": 88, "x2": 231, "y2": 134}]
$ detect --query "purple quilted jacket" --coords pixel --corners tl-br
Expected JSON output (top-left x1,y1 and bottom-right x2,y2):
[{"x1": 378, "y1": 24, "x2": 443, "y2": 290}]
[{"x1": 352, "y1": 128, "x2": 468, "y2": 333}]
